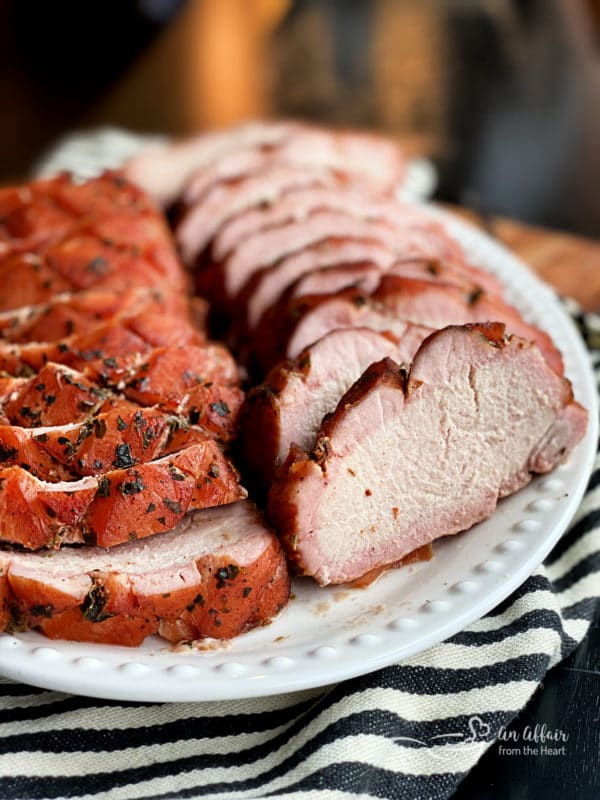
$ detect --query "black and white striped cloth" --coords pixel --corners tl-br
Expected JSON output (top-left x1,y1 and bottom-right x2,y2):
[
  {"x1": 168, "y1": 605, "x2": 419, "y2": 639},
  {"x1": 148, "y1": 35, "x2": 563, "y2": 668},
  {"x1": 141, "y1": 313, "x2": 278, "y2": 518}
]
[{"x1": 0, "y1": 307, "x2": 598, "y2": 800}]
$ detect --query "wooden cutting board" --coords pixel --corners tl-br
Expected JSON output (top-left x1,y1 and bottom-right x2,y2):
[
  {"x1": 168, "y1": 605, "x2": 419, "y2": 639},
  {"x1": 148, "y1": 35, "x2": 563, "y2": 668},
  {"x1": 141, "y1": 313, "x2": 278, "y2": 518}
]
[{"x1": 461, "y1": 210, "x2": 600, "y2": 313}]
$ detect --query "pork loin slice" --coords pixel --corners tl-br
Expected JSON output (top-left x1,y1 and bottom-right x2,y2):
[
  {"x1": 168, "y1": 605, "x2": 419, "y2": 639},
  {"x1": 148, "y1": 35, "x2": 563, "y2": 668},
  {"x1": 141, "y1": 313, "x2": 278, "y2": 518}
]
[
  {"x1": 240, "y1": 328, "x2": 411, "y2": 485},
  {"x1": 287, "y1": 260, "x2": 386, "y2": 300},
  {"x1": 241, "y1": 241, "x2": 395, "y2": 331},
  {"x1": 286, "y1": 259, "x2": 478, "y2": 304},
  {"x1": 271, "y1": 125, "x2": 406, "y2": 187},
  {"x1": 221, "y1": 211, "x2": 469, "y2": 301},
  {"x1": 124, "y1": 122, "x2": 296, "y2": 207},
  {"x1": 180, "y1": 127, "x2": 406, "y2": 207},
  {"x1": 372, "y1": 275, "x2": 563, "y2": 375},
  {"x1": 253, "y1": 285, "x2": 433, "y2": 371},
  {"x1": 0, "y1": 253, "x2": 73, "y2": 312},
  {"x1": 0, "y1": 364, "x2": 109, "y2": 427},
  {"x1": 268, "y1": 324, "x2": 588, "y2": 586},
  {"x1": 41, "y1": 225, "x2": 187, "y2": 295},
  {"x1": 124, "y1": 120, "x2": 405, "y2": 208},
  {"x1": 0, "y1": 318, "x2": 235, "y2": 390},
  {"x1": 0, "y1": 440, "x2": 245, "y2": 550},
  {"x1": 0, "y1": 174, "x2": 188, "y2": 297},
  {"x1": 279, "y1": 259, "x2": 487, "y2": 321},
  {"x1": 0, "y1": 172, "x2": 159, "y2": 245},
  {"x1": 0, "y1": 500, "x2": 290, "y2": 645},
  {"x1": 0, "y1": 240, "x2": 184, "y2": 313},
  {"x1": 210, "y1": 187, "x2": 451, "y2": 262},
  {"x1": 0, "y1": 358, "x2": 243, "y2": 442},
  {"x1": 63, "y1": 213, "x2": 186, "y2": 292},
  {"x1": 246, "y1": 251, "x2": 493, "y2": 336},
  {"x1": 256, "y1": 276, "x2": 563, "y2": 375},
  {"x1": 176, "y1": 166, "x2": 335, "y2": 264}
]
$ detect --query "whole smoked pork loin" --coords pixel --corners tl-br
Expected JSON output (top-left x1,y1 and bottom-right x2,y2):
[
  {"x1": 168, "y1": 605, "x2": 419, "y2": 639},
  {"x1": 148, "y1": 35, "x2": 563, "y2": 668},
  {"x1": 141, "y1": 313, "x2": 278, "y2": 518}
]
[
  {"x1": 0, "y1": 170, "x2": 292, "y2": 648},
  {"x1": 0, "y1": 501, "x2": 290, "y2": 646},
  {"x1": 268, "y1": 324, "x2": 587, "y2": 586}
]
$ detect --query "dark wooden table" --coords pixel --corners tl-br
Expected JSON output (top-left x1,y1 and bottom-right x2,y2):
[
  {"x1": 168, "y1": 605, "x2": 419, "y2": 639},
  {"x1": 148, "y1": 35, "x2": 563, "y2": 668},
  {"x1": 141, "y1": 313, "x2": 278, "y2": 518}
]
[{"x1": 451, "y1": 212, "x2": 600, "y2": 799}]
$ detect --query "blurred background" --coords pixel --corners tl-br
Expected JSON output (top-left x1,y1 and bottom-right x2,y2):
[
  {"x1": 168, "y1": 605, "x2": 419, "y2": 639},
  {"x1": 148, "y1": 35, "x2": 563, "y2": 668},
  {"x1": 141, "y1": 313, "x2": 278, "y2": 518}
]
[{"x1": 0, "y1": 0, "x2": 598, "y2": 235}]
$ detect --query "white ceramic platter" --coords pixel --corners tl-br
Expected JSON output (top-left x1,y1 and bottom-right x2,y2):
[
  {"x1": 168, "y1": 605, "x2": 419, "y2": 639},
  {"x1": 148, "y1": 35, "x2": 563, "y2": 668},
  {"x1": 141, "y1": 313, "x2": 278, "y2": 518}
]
[{"x1": 0, "y1": 207, "x2": 596, "y2": 702}]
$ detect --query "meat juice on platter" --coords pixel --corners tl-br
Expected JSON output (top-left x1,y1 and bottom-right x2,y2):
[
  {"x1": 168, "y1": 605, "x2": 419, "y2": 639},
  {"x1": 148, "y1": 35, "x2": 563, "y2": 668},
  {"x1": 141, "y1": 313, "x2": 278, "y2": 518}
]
[{"x1": 0, "y1": 121, "x2": 588, "y2": 651}]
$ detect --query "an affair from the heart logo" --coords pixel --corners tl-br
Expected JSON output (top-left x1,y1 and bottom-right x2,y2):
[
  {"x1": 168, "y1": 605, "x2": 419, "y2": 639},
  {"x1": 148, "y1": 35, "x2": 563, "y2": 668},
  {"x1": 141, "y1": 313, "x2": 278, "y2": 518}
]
[
  {"x1": 392, "y1": 717, "x2": 568, "y2": 764},
  {"x1": 392, "y1": 714, "x2": 492, "y2": 755}
]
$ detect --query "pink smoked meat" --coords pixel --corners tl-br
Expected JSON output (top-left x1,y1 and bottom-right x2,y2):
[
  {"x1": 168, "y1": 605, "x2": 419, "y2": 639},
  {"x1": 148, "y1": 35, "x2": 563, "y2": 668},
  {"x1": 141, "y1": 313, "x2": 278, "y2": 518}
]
[
  {"x1": 239, "y1": 327, "x2": 412, "y2": 484},
  {"x1": 268, "y1": 323, "x2": 587, "y2": 585}
]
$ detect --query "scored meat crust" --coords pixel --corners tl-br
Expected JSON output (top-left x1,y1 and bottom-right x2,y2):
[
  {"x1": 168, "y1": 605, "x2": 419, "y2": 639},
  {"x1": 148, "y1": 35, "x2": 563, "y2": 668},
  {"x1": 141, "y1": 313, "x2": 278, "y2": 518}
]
[{"x1": 0, "y1": 440, "x2": 245, "y2": 550}]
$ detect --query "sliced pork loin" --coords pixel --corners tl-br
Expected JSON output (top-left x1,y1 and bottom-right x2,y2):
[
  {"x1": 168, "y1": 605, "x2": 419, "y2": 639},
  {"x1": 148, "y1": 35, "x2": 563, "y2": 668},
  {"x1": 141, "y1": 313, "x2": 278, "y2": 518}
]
[
  {"x1": 217, "y1": 211, "x2": 470, "y2": 302},
  {"x1": 286, "y1": 260, "x2": 387, "y2": 300},
  {"x1": 240, "y1": 328, "x2": 414, "y2": 486},
  {"x1": 208, "y1": 188, "x2": 462, "y2": 265},
  {"x1": 181, "y1": 126, "x2": 406, "y2": 208},
  {"x1": 0, "y1": 316, "x2": 236, "y2": 389},
  {"x1": 244, "y1": 253, "x2": 495, "y2": 337},
  {"x1": 0, "y1": 172, "x2": 163, "y2": 246},
  {"x1": 176, "y1": 165, "x2": 337, "y2": 264},
  {"x1": 372, "y1": 275, "x2": 563, "y2": 375},
  {"x1": 285, "y1": 258, "x2": 482, "y2": 305},
  {"x1": 253, "y1": 278, "x2": 563, "y2": 375},
  {"x1": 0, "y1": 233, "x2": 187, "y2": 313},
  {"x1": 0, "y1": 364, "x2": 111, "y2": 427},
  {"x1": 0, "y1": 439, "x2": 245, "y2": 550},
  {"x1": 0, "y1": 360, "x2": 243, "y2": 442},
  {"x1": 0, "y1": 500, "x2": 290, "y2": 646},
  {"x1": 240, "y1": 242, "x2": 395, "y2": 333},
  {"x1": 0, "y1": 174, "x2": 188, "y2": 300},
  {"x1": 268, "y1": 324, "x2": 587, "y2": 586},
  {"x1": 253, "y1": 285, "x2": 433, "y2": 371},
  {"x1": 200, "y1": 236, "x2": 396, "y2": 319},
  {"x1": 124, "y1": 121, "x2": 298, "y2": 208},
  {"x1": 124, "y1": 120, "x2": 406, "y2": 208}
]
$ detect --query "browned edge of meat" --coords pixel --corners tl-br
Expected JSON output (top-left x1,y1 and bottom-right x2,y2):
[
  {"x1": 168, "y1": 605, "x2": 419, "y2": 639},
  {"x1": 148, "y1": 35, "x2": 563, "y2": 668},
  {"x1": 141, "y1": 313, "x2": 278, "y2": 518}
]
[
  {"x1": 238, "y1": 327, "x2": 404, "y2": 489},
  {"x1": 251, "y1": 275, "x2": 564, "y2": 377}
]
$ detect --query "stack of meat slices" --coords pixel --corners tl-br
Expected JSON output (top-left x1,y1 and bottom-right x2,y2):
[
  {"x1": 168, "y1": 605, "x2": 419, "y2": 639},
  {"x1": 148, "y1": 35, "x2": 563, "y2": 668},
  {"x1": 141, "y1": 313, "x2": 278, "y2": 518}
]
[
  {"x1": 125, "y1": 121, "x2": 588, "y2": 588},
  {"x1": 0, "y1": 172, "x2": 290, "y2": 646}
]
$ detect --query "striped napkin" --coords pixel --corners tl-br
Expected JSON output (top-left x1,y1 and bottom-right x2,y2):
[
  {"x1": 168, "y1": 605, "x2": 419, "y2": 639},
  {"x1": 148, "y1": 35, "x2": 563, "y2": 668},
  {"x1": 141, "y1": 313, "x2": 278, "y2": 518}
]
[{"x1": 0, "y1": 306, "x2": 598, "y2": 800}]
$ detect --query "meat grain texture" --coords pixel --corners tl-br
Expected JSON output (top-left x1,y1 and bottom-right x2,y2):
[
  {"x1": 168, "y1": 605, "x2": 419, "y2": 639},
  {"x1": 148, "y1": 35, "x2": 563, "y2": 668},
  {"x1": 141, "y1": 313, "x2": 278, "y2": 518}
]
[{"x1": 268, "y1": 325, "x2": 587, "y2": 585}]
